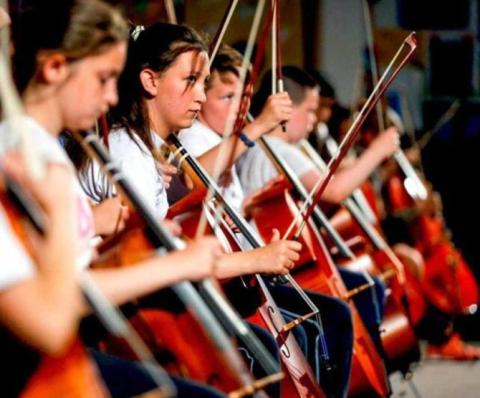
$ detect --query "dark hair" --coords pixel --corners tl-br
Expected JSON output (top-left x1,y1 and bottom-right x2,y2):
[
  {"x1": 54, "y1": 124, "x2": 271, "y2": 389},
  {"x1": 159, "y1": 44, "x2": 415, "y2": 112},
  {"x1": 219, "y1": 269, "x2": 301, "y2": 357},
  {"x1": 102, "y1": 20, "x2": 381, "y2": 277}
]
[
  {"x1": 108, "y1": 22, "x2": 208, "y2": 155},
  {"x1": 251, "y1": 65, "x2": 317, "y2": 116},
  {"x1": 327, "y1": 103, "x2": 351, "y2": 141},
  {"x1": 12, "y1": 0, "x2": 128, "y2": 94},
  {"x1": 307, "y1": 69, "x2": 336, "y2": 99}
]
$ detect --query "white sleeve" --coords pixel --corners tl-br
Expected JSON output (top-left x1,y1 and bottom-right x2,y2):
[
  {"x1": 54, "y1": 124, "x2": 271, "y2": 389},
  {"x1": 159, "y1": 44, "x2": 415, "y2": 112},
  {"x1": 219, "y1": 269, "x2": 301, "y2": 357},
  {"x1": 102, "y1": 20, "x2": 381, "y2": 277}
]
[
  {"x1": 110, "y1": 135, "x2": 169, "y2": 219},
  {"x1": 178, "y1": 128, "x2": 213, "y2": 157},
  {"x1": 236, "y1": 146, "x2": 279, "y2": 196},
  {"x1": 0, "y1": 207, "x2": 35, "y2": 290},
  {"x1": 275, "y1": 140, "x2": 316, "y2": 178}
]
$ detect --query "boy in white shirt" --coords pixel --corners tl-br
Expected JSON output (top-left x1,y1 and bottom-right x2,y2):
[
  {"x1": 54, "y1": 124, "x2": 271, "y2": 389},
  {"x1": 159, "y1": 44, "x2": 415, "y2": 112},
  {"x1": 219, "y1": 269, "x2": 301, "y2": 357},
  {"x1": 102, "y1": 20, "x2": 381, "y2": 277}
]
[{"x1": 237, "y1": 66, "x2": 400, "y2": 201}]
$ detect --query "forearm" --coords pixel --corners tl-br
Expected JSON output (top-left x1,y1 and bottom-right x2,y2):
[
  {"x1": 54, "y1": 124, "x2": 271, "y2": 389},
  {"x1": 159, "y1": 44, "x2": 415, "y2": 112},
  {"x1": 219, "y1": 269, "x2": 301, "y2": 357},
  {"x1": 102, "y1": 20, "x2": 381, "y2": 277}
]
[
  {"x1": 196, "y1": 136, "x2": 250, "y2": 175},
  {"x1": 322, "y1": 147, "x2": 385, "y2": 203},
  {"x1": 196, "y1": 121, "x2": 267, "y2": 175},
  {"x1": 86, "y1": 253, "x2": 193, "y2": 308},
  {"x1": 214, "y1": 251, "x2": 257, "y2": 279}
]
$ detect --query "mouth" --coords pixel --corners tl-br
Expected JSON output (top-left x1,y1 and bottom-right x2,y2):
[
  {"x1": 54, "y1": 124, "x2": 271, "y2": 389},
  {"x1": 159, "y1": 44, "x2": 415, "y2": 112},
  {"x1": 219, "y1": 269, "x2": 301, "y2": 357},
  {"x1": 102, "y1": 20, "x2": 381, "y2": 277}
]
[{"x1": 187, "y1": 110, "x2": 200, "y2": 118}]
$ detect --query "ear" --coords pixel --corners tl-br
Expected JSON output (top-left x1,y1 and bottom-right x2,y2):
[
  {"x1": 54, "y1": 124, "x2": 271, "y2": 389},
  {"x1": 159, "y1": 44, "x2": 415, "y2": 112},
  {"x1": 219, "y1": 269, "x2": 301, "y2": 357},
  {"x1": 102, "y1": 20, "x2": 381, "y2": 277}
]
[
  {"x1": 139, "y1": 69, "x2": 158, "y2": 97},
  {"x1": 39, "y1": 53, "x2": 68, "y2": 84}
]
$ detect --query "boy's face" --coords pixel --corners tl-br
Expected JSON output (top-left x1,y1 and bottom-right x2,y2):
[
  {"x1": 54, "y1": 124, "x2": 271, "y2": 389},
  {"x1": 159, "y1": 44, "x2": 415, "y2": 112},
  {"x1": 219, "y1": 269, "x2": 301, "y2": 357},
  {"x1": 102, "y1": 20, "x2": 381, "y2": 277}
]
[
  {"x1": 285, "y1": 87, "x2": 319, "y2": 143},
  {"x1": 199, "y1": 70, "x2": 240, "y2": 135}
]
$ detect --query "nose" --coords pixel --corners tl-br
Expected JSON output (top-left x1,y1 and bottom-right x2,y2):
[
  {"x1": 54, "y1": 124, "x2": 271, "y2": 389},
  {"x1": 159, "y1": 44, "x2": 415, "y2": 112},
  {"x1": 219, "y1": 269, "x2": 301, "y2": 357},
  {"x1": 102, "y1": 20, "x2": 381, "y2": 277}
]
[
  {"x1": 106, "y1": 80, "x2": 119, "y2": 108},
  {"x1": 308, "y1": 112, "x2": 317, "y2": 129},
  {"x1": 196, "y1": 84, "x2": 207, "y2": 105}
]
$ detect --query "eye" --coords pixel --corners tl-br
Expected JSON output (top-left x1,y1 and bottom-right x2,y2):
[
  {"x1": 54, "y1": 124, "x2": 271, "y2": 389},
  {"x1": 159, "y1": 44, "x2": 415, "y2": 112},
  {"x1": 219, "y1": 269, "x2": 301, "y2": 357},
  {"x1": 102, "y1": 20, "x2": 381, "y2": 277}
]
[
  {"x1": 185, "y1": 74, "x2": 198, "y2": 85},
  {"x1": 98, "y1": 73, "x2": 113, "y2": 86},
  {"x1": 221, "y1": 93, "x2": 235, "y2": 101}
]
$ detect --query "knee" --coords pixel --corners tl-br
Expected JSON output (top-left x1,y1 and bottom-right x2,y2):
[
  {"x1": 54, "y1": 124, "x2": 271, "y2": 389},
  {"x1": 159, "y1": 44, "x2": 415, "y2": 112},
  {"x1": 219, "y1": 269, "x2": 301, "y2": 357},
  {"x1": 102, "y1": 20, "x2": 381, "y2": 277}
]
[{"x1": 328, "y1": 298, "x2": 353, "y2": 331}]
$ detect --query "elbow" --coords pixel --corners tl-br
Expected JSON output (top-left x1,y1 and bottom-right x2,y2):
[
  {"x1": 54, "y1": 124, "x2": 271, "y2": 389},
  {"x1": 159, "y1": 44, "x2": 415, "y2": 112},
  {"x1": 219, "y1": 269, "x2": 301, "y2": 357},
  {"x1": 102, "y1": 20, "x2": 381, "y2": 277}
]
[{"x1": 39, "y1": 316, "x2": 79, "y2": 356}]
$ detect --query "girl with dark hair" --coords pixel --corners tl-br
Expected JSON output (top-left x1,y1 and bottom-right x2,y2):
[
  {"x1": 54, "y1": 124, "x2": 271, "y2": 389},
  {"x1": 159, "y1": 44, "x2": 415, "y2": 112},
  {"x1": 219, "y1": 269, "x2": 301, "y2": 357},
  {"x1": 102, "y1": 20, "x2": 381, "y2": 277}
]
[
  {"x1": 77, "y1": 22, "x2": 309, "y2": 398},
  {"x1": 177, "y1": 45, "x2": 355, "y2": 398},
  {"x1": 81, "y1": 22, "x2": 302, "y2": 284}
]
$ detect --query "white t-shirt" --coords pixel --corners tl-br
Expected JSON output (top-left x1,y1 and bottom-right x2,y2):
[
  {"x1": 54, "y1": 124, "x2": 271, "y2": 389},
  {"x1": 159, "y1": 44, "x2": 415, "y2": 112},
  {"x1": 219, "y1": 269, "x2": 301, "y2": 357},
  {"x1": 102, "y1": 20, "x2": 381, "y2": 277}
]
[
  {"x1": 79, "y1": 128, "x2": 169, "y2": 220},
  {"x1": 0, "y1": 206, "x2": 37, "y2": 290},
  {"x1": 236, "y1": 136, "x2": 316, "y2": 195},
  {"x1": 178, "y1": 120, "x2": 245, "y2": 210},
  {"x1": 0, "y1": 116, "x2": 95, "y2": 289}
]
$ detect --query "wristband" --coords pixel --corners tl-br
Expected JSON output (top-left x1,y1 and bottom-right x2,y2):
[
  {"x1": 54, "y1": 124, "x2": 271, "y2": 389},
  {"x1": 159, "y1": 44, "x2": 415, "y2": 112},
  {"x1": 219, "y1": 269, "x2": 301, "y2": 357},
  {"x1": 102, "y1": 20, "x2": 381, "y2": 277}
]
[{"x1": 238, "y1": 131, "x2": 255, "y2": 148}]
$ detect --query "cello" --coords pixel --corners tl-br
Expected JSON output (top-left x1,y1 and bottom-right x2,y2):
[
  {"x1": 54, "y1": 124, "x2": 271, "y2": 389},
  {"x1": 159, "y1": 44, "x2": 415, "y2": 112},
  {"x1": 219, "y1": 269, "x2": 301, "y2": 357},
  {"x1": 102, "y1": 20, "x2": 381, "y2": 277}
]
[
  {"x1": 357, "y1": 0, "x2": 478, "y2": 318},
  {"x1": 245, "y1": 33, "x2": 417, "y2": 394},
  {"x1": 309, "y1": 125, "x2": 428, "y2": 327},
  {"x1": 0, "y1": 178, "x2": 109, "y2": 398},
  {"x1": 165, "y1": 134, "x2": 327, "y2": 398},
  {"x1": 245, "y1": 142, "x2": 390, "y2": 397},
  {"x1": 357, "y1": 103, "x2": 478, "y2": 317},
  {"x1": 74, "y1": 129, "x2": 286, "y2": 398},
  {"x1": 298, "y1": 138, "x2": 421, "y2": 374}
]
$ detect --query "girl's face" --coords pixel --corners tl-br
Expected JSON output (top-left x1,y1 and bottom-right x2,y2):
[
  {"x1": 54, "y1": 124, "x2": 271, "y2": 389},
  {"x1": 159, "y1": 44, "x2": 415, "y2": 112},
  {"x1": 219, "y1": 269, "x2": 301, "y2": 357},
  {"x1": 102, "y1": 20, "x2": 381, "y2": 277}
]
[
  {"x1": 153, "y1": 50, "x2": 210, "y2": 133},
  {"x1": 57, "y1": 42, "x2": 127, "y2": 131}
]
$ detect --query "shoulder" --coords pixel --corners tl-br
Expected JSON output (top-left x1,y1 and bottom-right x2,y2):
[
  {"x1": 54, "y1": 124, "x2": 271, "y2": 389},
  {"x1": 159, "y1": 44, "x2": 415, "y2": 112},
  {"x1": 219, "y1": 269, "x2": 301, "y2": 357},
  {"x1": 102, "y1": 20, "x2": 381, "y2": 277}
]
[
  {"x1": 270, "y1": 137, "x2": 315, "y2": 176},
  {"x1": 108, "y1": 128, "x2": 152, "y2": 160},
  {"x1": 0, "y1": 116, "x2": 72, "y2": 167},
  {"x1": 108, "y1": 127, "x2": 144, "y2": 150},
  {"x1": 178, "y1": 121, "x2": 221, "y2": 156},
  {"x1": 269, "y1": 137, "x2": 308, "y2": 160}
]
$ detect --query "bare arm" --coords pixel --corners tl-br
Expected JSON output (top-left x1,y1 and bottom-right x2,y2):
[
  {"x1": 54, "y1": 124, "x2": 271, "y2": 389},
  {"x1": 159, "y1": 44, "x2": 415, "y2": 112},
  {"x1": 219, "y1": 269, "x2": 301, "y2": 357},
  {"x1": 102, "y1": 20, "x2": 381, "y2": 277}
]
[
  {"x1": 197, "y1": 92, "x2": 292, "y2": 174},
  {"x1": 213, "y1": 229, "x2": 301, "y2": 278},
  {"x1": 301, "y1": 127, "x2": 399, "y2": 203},
  {"x1": 91, "y1": 196, "x2": 129, "y2": 236},
  {"x1": 87, "y1": 236, "x2": 222, "y2": 308}
]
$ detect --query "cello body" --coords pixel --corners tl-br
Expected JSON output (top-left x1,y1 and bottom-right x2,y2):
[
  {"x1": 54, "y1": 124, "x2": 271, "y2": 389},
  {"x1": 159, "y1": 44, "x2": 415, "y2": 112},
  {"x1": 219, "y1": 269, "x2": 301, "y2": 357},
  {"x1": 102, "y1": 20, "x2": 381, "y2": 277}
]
[
  {"x1": 167, "y1": 195, "x2": 326, "y2": 398},
  {"x1": 384, "y1": 173, "x2": 478, "y2": 315},
  {"x1": 246, "y1": 177, "x2": 390, "y2": 397},
  {"x1": 20, "y1": 340, "x2": 108, "y2": 398},
  {"x1": 327, "y1": 206, "x2": 421, "y2": 373},
  {"x1": 93, "y1": 220, "x2": 254, "y2": 396},
  {"x1": 0, "y1": 190, "x2": 108, "y2": 398}
]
